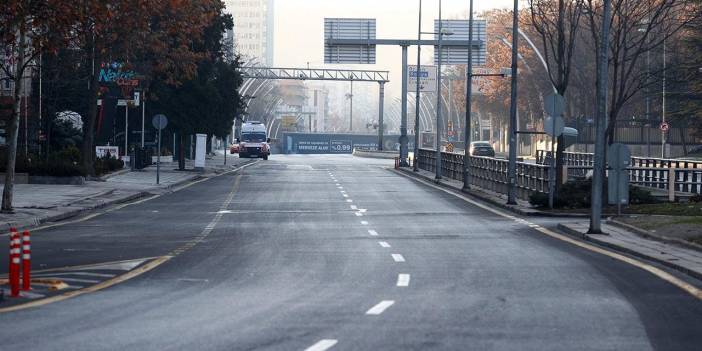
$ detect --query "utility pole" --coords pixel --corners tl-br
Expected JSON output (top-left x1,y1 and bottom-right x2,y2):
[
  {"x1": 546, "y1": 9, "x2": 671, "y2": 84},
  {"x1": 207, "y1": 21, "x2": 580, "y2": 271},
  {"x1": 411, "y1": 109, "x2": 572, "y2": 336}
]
[
  {"x1": 400, "y1": 45, "x2": 409, "y2": 166},
  {"x1": 349, "y1": 80, "x2": 354, "y2": 132},
  {"x1": 413, "y1": 0, "x2": 423, "y2": 172},
  {"x1": 589, "y1": 0, "x2": 612, "y2": 234},
  {"x1": 141, "y1": 91, "x2": 146, "y2": 148},
  {"x1": 463, "y1": 0, "x2": 474, "y2": 190},
  {"x1": 506, "y1": 0, "x2": 519, "y2": 204},
  {"x1": 435, "y1": 0, "x2": 443, "y2": 180},
  {"x1": 661, "y1": 37, "x2": 667, "y2": 158}
]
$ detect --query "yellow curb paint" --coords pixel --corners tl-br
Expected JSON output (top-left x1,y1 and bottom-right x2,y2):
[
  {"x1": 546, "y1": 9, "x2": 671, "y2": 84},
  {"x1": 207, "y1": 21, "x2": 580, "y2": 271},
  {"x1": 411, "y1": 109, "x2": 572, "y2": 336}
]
[
  {"x1": 0, "y1": 256, "x2": 172, "y2": 313},
  {"x1": 392, "y1": 169, "x2": 702, "y2": 301}
]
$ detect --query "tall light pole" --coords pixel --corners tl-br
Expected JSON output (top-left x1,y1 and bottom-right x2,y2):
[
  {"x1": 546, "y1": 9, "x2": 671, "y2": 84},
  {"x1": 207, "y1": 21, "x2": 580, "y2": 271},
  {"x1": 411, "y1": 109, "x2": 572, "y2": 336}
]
[
  {"x1": 589, "y1": 0, "x2": 612, "y2": 234},
  {"x1": 349, "y1": 80, "x2": 354, "y2": 132},
  {"x1": 435, "y1": 0, "x2": 444, "y2": 180},
  {"x1": 413, "y1": 0, "x2": 423, "y2": 171},
  {"x1": 507, "y1": 0, "x2": 519, "y2": 204},
  {"x1": 661, "y1": 37, "x2": 667, "y2": 158},
  {"x1": 463, "y1": 0, "x2": 474, "y2": 190}
]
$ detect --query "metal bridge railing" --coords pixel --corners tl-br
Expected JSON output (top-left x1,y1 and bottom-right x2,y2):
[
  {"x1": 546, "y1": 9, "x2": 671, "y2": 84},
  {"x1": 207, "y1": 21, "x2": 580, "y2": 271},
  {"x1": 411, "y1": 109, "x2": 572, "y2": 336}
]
[{"x1": 417, "y1": 148, "x2": 551, "y2": 200}]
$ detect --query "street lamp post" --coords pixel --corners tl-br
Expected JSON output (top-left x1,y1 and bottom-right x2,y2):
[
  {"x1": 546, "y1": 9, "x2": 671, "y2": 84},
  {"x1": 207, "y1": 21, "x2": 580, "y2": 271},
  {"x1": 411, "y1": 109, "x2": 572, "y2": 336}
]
[
  {"x1": 463, "y1": 0, "x2": 474, "y2": 190},
  {"x1": 507, "y1": 0, "x2": 519, "y2": 204},
  {"x1": 413, "y1": 0, "x2": 423, "y2": 171},
  {"x1": 435, "y1": 0, "x2": 444, "y2": 180}
]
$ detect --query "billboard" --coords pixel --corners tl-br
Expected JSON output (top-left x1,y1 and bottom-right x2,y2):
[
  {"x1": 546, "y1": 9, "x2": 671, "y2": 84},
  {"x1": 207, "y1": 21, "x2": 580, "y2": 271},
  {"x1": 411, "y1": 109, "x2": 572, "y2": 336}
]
[
  {"x1": 324, "y1": 18, "x2": 376, "y2": 64},
  {"x1": 434, "y1": 19, "x2": 487, "y2": 66},
  {"x1": 283, "y1": 133, "x2": 414, "y2": 154}
]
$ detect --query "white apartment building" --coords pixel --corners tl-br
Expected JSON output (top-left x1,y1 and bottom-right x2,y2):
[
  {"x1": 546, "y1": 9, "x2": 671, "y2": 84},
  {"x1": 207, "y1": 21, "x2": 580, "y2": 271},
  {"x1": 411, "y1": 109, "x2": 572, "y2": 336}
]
[{"x1": 225, "y1": 0, "x2": 275, "y2": 66}]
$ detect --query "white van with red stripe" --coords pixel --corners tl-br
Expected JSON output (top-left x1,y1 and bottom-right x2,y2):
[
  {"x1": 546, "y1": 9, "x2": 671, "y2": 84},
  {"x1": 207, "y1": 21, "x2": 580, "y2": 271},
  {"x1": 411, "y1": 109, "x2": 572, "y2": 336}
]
[{"x1": 237, "y1": 121, "x2": 270, "y2": 160}]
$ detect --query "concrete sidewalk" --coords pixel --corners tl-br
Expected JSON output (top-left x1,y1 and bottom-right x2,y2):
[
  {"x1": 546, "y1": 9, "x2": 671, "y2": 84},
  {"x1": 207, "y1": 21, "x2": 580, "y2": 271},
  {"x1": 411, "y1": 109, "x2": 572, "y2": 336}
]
[
  {"x1": 0, "y1": 155, "x2": 254, "y2": 232},
  {"x1": 397, "y1": 166, "x2": 702, "y2": 281},
  {"x1": 559, "y1": 222, "x2": 702, "y2": 281}
]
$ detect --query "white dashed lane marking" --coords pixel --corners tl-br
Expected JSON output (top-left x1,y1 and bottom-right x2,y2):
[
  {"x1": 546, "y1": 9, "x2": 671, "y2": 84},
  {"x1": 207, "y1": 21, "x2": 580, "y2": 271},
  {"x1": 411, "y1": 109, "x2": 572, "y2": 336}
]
[
  {"x1": 366, "y1": 300, "x2": 395, "y2": 315},
  {"x1": 378, "y1": 241, "x2": 391, "y2": 248},
  {"x1": 368, "y1": 230, "x2": 378, "y2": 236},
  {"x1": 305, "y1": 339, "x2": 338, "y2": 351},
  {"x1": 391, "y1": 254, "x2": 405, "y2": 262},
  {"x1": 361, "y1": 221, "x2": 368, "y2": 225},
  {"x1": 397, "y1": 274, "x2": 411, "y2": 287}
]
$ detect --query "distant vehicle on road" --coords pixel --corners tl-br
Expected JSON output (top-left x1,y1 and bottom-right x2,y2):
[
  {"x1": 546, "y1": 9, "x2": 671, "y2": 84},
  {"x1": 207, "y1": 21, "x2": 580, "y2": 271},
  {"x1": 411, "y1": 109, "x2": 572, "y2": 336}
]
[
  {"x1": 469, "y1": 141, "x2": 495, "y2": 157},
  {"x1": 237, "y1": 121, "x2": 270, "y2": 160}
]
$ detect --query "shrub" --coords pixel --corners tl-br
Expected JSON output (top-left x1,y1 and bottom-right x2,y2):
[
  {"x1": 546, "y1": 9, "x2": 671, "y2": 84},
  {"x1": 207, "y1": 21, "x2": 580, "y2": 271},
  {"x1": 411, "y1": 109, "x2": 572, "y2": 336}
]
[
  {"x1": 93, "y1": 154, "x2": 124, "y2": 176},
  {"x1": 528, "y1": 179, "x2": 657, "y2": 208},
  {"x1": 528, "y1": 192, "x2": 549, "y2": 208},
  {"x1": 629, "y1": 186, "x2": 658, "y2": 205},
  {"x1": 30, "y1": 159, "x2": 86, "y2": 177},
  {"x1": 689, "y1": 193, "x2": 702, "y2": 203}
]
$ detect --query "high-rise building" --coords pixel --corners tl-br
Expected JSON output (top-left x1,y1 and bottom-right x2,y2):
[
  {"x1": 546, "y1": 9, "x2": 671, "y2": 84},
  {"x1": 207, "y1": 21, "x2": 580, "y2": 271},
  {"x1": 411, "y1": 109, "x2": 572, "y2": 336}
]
[{"x1": 225, "y1": 0, "x2": 275, "y2": 66}]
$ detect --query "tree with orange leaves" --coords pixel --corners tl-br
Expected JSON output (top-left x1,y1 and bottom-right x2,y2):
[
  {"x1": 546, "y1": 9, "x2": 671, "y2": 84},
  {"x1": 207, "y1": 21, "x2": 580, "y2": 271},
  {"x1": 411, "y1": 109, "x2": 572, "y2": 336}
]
[{"x1": 0, "y1": 0, "x2": 79, "y2": 212}]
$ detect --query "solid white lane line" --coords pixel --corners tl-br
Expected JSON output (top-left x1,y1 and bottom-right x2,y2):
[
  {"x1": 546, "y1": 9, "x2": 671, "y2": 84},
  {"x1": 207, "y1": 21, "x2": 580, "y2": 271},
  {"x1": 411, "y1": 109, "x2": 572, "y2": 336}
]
[
  {"x1": 366, "y1": 300, "x2": 395, "y2": 315},
  {"x1": 305, "y1": 339, "x2": 338, "y2": 351},
  {"x1": 350, "y1": 205, "x2": 358, "y2": 210},
  {"x1": 368, "y1": 230, "x2": 378, "y2": 236},
  {"x1": 391, "y1": 254, "x2": 405, "y2": 262},
  {"x1": 361, "y1": 221, "x2": 368, "y2": 225},
  {"x1": 397, "y1": 274, "x2": 411, "y2": 287},
  {"x1": 378, "y1": 241, "x2": 391, "y2": 248}
]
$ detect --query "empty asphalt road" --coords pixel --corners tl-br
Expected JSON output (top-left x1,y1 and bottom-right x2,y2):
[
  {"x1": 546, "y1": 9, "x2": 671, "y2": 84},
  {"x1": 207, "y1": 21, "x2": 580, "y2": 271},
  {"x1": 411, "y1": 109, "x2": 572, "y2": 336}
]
[{"x1": 1, "y1": 154, "x2": 701, "y2": 350}]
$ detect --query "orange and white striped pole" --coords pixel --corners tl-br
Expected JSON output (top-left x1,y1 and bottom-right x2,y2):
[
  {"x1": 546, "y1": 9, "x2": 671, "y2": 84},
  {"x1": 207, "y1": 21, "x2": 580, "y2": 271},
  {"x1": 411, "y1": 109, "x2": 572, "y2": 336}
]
[
  {"x1": 9, "y1": 228, "x2": 21, "y2": 297},
  {"x1": 21, "y1": 230, "x2": 31, "y2": 291}
]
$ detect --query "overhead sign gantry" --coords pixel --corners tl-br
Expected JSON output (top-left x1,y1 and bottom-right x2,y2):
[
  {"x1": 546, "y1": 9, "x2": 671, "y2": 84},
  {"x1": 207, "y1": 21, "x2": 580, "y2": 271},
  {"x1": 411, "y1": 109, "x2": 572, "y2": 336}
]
[
  {"x1": 324, "y1": 17, "x2": 486, "y2": 164},
  {"x1": 240, "y1": 66, "x2": 390, "y2": 149}
]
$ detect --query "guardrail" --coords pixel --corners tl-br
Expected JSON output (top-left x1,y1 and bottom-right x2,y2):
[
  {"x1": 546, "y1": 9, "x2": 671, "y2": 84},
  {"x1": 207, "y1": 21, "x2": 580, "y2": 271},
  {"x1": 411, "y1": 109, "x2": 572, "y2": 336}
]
[
  {"x1": 536, "y1": 150, "x2": 702, "y2": 169},
  {"x1": 419, "y1": 149, "x2": 702, "y2": 202},
  {"x1": 537, "y1": 150, "x2": 702, "y2": 196},
  {"x1": 417, "y1": 148, "x2": 551, "y2": 200}
]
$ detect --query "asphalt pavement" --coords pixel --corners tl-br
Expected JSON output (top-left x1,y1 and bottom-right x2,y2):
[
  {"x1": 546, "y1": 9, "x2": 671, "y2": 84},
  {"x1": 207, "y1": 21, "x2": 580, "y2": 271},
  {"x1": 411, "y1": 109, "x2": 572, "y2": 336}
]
[{"x1": 1, "y1": 154, "x2": 701, "y2": 350}]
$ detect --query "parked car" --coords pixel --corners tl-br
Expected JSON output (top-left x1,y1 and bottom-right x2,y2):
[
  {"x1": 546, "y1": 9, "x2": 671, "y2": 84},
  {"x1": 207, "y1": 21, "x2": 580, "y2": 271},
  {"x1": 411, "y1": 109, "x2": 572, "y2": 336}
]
[{"x1": 469, "y1": 141, "x2": 496, "y2": 157}]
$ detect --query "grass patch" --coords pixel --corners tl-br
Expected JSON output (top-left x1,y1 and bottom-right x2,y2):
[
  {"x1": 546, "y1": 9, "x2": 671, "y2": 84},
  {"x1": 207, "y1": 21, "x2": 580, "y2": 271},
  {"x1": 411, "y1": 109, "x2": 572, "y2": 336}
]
[{"x1": 624, "y1": 202, "x2": 702, "y2": 216}]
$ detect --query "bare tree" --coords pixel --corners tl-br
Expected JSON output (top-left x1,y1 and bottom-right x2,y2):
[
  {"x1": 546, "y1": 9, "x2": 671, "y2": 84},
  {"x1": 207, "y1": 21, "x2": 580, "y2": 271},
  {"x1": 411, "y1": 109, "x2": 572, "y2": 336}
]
[
  {"x1": 529, "y1": 0, "x2": 585, "y2": 189},
  {"x1": 584, "y1": 0, "x2": 700, "y2": 145}
]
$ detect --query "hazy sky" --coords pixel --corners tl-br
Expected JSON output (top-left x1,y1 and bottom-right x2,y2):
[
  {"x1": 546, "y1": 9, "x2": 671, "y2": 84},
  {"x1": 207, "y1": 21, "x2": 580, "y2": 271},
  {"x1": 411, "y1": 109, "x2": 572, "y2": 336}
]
[{"x1": 239, "y1": 0, "x2": 518, "y2": 122}]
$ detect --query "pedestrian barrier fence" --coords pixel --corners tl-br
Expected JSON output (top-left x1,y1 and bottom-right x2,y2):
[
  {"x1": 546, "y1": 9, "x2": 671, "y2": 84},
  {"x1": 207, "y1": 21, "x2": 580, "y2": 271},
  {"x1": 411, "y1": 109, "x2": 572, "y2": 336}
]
[
  {"x1": 536, "y1": 150, "x2": 702, "y2": 197},
  {"x1": 417, "y1": 148, "x2": 551, "y2": 201},
  {"x1": 418, "y1": 148, "x2": 702, "y2": 201}
]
